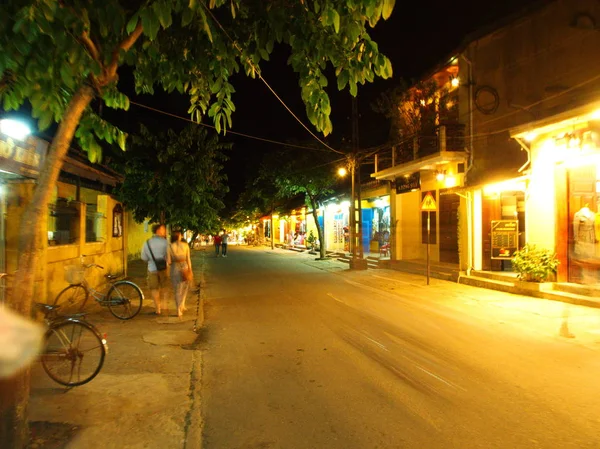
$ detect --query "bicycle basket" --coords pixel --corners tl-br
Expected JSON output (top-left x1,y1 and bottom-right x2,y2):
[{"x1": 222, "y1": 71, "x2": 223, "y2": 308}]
[{"x1": 64, "y1": 265, "x2": 85, "y2": 284}]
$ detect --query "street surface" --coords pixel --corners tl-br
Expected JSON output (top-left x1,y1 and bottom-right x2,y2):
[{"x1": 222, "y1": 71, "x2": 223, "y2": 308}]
[{"x1": 201, "y1": 245, "x2": 600, "y2": 449}]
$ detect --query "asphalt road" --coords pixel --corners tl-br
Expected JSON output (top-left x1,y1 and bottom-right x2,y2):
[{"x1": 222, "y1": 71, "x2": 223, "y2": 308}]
[{"x1": 200, "y1": 246, "x2": 600, "y2": 449}]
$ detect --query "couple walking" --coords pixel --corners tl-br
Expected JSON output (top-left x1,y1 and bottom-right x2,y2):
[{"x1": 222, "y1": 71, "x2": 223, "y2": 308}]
[
  {"x1": 141, "y1": 224, "x2": 193, "y2": 318},
  {"x1": 214, "y1": 231, "x2": 229, "y2": 257}
]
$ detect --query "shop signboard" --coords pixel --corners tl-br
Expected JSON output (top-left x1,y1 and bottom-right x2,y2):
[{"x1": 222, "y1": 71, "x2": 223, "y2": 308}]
[
  {"x1": 491, "y1": 220, "x2": 519, "y2": 260},
  {"x1": 396, "y1": 173, "x2": 420, "y2": 194},
  {"x1": 0, "y1": 133, "x2": 47, "y2": 178}
]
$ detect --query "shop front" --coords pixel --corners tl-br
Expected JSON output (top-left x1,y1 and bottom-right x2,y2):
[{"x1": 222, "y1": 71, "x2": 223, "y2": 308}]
[
  {"x1": 371, "y1": 149, "x2": 468, "y2": 265},
  {"x1": 361, "y1": 195, "x2": 391, "y2": 256},
  {"x1": 512, "y1": 103, "x2": 600, "y2": 284},
  {"x1": 322, "y1": 200, "x2": 350, "y2": 253}
]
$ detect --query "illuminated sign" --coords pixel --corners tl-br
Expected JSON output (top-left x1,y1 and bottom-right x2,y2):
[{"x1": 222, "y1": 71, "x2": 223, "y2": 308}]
[
  {"x1": 491, "y1": 220, "x2": 519, "y2": 260},
  {"x1": 396, "y1": 173, "x2": 420, "y2": 194},
  {"x1": 0, "y1": 133, "x2": 47, "y2": 178}
]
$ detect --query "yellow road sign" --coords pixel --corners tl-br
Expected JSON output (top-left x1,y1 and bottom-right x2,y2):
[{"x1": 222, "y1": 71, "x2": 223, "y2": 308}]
[{"x1": 421, "y1": 192, "x2": 437, "y2": 211}]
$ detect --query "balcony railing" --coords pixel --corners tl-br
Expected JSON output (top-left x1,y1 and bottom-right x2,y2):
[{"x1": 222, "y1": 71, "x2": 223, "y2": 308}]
[{"x1": 375, "y1": 124, "x2": 466, "y2": 172}]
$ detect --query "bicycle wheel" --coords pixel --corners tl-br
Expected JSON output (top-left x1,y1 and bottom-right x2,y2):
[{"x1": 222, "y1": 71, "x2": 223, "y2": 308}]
[
  {"x1": 41, "y1": 319, "x2": 106, "y2": 387},
  {"x1": 53, "y1": 285, "x2": 88, "y2": 315},
  {"x1": 107, "y1": 281, "x2": 144, "y2": 320}
]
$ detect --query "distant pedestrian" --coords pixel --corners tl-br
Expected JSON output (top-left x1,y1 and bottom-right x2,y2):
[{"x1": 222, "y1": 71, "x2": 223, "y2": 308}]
[
  {"x1": 221, "y1": 230, "x2": 229, "y2": 257},
  {"x1": 170, "y1": 230, "x2": 192, "y2": 319},
  {"x1": 214, "y1": 234, "x2": 222, "y2": 256},
  {"x1": 141, "y1": 224, "x2": 170, "y2": 315}
]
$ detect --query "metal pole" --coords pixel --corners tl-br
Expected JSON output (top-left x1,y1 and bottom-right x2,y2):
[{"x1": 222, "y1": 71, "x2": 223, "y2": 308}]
[
  {"x1": 350, "y1": 160, "x2": 356, "y2": 259},
  {"x1": 427, "y1": 211, "x2": 431, "y2": 285},
  {"x1": 357, "y1": 165, "x2": 363, "y2": 259}
]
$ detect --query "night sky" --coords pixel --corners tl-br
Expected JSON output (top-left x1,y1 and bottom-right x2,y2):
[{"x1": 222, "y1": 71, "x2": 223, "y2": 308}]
[{"x1": 110, "y1": 0, "x2": 543, "y2": 209}]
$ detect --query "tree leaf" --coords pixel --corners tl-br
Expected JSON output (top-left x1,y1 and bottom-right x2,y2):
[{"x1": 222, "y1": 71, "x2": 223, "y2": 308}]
[
  {"x1": 332, "y1": 9, "x2": 341, "y2": 33},
  {"x1": 126, "y1": 12, "x2": 140, "y2": 34},
  {"x1": 382, "y1": 0, "x2": 395, "y2": 20}
]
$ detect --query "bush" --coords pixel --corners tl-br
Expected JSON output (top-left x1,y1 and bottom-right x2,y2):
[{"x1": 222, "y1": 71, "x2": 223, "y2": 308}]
[{"x1": 512, "y1": 244, "x2": 559, "y2": 282}]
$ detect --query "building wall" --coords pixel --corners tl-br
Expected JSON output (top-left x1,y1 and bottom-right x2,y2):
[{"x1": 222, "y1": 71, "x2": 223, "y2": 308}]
[
  {"x1": 462, "y1": 0, "x2": 600, "y2": 186},
  {"x1": 4, "y1": 179, "x2": 126, "y2": 304},
  {"x1": 126, "y1": 213, "x2": 152, "y2": 261}
]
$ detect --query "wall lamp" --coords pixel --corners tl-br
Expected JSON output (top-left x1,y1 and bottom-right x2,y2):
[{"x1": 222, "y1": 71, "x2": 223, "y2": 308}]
[{"x1": 435, "y1": 170, "x2": 446, "y2": 182}]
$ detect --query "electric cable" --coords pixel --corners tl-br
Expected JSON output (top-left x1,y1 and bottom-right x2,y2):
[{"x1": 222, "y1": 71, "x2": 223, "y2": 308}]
[
  {"x1": 128, "y1": 100, "x2": 332, "y2": 153},
  {"x1": 199, "y1": 1, "x2": 345, "y2": 155}
]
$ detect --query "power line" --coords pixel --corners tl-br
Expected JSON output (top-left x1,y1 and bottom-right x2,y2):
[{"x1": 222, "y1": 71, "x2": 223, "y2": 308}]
[
  {"x1": 199, "y1": 1, "x2": 345, "y2": 156},
  {"x1": 128, "y1": 100, "x2": 331, "y2": 153}
]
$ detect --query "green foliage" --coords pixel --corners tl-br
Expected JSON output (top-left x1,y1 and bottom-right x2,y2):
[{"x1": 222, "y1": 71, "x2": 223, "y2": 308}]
[
  {"x1": 112, "y1": 124, "x2": 229, "y2": 233},
  {"x1": 0, "y1": 0, "x2": 395, "y2": 165},
  {"x1": 270, "y1": 147, "x2": 340, "y2": 207},
  {"x1": 372, "y1": 79, "x2": 455, "y2": 148},
  {"x1": 306, "y1": 230, "x2": 317, "y2": 249},
  {"x1": 512, "y1": 244, "x2": 559, "y2": 282}
]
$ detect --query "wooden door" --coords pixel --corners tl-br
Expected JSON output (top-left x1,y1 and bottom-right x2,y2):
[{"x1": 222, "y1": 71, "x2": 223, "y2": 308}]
[
  {"x1": 439, "y1": 191, "x2": 459, "y2": 264},
  {"x1": 568, "y1": 165, "x2": 597, "y2": 283},
  {"x1": 482, "y1": 195, "x2": 502, "y2": 271}
]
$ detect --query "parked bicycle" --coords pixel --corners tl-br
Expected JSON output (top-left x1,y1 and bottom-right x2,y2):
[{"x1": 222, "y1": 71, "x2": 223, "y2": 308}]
[
  {"x1": 54, "y1": 255, "x2": 144, "y2": 320},
  {"x1": 36, "y1": 301, "x2": 107, "y2": 387}
]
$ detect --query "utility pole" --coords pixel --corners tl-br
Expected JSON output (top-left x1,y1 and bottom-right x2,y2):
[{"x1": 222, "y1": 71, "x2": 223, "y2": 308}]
[{"x1": 350, "y1": 96, "x2": 366, "y2": 269}]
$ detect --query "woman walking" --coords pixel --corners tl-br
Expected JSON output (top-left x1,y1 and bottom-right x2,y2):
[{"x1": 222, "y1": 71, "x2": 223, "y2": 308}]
[{"x1": 170, "y1": 231, "x2": 192, "y2": 318}]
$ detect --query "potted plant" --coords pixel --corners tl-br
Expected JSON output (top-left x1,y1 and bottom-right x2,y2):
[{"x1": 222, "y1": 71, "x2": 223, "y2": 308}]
[
  {"x1": 306, "y1": 230, "x2": 317, "y2": 254},
  {"x1": 512, "y1": 244, "x2": 559, "y2": 283}
]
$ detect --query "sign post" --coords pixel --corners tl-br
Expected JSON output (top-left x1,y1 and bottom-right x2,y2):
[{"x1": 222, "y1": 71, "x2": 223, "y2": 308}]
[{"x1": 421, "y1": 192, "x2": 437, "y2": 285}]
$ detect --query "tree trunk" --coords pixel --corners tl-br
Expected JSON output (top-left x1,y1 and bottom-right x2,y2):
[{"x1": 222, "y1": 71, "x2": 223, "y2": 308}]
[
  {"x1": 190, "y1": 231, "x2": 199, "y2": 248},
  {"x1": 0, "y1": 84, "x2": 95, "y2": 449},
  {"x1": 309, "y1": 196, "x2": 326, "y2": 260}
]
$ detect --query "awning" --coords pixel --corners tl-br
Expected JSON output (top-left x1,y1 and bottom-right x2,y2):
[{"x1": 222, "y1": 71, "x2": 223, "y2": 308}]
[{"x1": 371, "y1": 151, "x2": 468, "y2": 181}]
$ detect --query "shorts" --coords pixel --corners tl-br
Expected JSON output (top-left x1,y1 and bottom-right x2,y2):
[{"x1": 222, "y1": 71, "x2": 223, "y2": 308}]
[{"x1": 147, "y1": 270, "x2": 168, "y2": 289}]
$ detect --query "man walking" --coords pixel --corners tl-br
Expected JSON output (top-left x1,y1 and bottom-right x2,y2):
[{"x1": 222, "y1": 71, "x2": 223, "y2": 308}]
[
  {"x1": 141, "y1": 224, "x2": 170, "y2": 315},
  {"x1": 221, "y1": 230, "x2": 229, "y2": 257}
]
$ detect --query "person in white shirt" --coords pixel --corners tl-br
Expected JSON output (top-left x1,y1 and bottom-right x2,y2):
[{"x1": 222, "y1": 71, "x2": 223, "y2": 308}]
[
  {"x1": 141, "y1": 224, "x2": 170, "y2": 315},
  {"x1": 221, "y1": 231, "x2": 229, "y2": 257}
]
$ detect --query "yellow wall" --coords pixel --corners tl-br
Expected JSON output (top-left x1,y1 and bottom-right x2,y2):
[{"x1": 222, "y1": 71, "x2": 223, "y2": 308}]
[
  {"x1": 4, "y1": 179, "x2": 126, "y2": 304},
  {"x1": 126, "y1": 213, "x2": 152, "y2": 261},
  {"x1": 46, "y1": 195, "x2": 126, "y2": 302},
  {"x1": 393, "y1": 171, "x2": 442, "y2": 262}
]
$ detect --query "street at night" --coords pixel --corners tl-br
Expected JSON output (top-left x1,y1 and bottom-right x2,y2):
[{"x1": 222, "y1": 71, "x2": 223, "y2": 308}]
[{"x1": 201, "y1": 246, "x2": 600, "y2": 449}]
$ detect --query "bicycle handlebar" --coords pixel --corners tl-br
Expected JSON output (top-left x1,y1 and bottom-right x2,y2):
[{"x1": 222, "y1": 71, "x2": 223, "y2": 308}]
[{"x1": 80, "y1": 255, "x2": 104, "y2": 270}]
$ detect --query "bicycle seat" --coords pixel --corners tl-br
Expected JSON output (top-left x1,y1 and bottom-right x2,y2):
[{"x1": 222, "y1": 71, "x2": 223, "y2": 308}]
[
  {"x1": 105, "y1": 274, "x2": 119, "y2": 280},
  {"x1": 35, "y1": 303, "x2": 60, "y2": 313}
]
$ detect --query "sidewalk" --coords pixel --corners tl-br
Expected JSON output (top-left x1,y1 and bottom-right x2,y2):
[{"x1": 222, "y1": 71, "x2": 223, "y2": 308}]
[{"x1": 27, "y1": 250, "x2": 207, "y2": 449}]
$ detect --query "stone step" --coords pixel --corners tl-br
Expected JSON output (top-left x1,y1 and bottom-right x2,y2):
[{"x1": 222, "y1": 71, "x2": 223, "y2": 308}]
[
  {"x1": 552, "y1": 282, "x2": 600, "y2": 298},
  {"x1": 540, "y1": 289, "x2": 600, "y2": 308},
  {"x1": 457, "y1": 275, "x2": 515, "y2": 293},
  {"x1": 471, "y1": 270, "x2": 519, "y2": 283}
]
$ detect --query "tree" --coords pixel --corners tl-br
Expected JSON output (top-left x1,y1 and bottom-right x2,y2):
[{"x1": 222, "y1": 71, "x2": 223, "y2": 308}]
[
  {"x1": 270, "y1": 148, "x2": 341, "y2": 260},
  {"x1": 112, "y1": 124, "x2": 229, "y2": 234},
  {"x1": 373, "y1": 79, "x2": 454, "y2": 161},
  {"x1": 0, "y1": 1, "x2": 394, "y2": 445}
]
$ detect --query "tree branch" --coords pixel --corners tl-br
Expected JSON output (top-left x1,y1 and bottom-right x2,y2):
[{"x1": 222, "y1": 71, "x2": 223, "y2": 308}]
[
  {"x1": 80, "y1": 31, "x2": 102, "y2": 65},
  {"x1": 105, "y1": 21, "x2": 144, "y2": 82}
]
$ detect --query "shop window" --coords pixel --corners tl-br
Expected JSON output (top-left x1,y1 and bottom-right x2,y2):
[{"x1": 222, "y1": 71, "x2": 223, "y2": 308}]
[
  {"x1": 421, "y1": 191, "x2": 437, "y2": 244},
  {"x1": 86, "y1": 204, "x2": 106, "y2": 242},
  {"x1": 48, "y1": 199, "x2": 80, "y2": 246}
]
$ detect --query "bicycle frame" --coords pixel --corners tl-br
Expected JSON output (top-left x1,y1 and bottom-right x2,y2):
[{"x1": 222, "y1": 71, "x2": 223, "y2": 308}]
[{"x1": 79, "y1": 277, "x2": 125, "y2": 307}]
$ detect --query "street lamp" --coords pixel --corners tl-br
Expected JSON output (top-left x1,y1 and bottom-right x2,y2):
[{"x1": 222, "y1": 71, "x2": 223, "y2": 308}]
[{"x1": 0, "y1": 118, "x2": 31, "y2": 141}]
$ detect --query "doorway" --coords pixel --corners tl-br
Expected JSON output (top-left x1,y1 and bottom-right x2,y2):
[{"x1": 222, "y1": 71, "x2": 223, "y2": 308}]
[{"x1": 439, "y1": 191, "x2": 459, "y2": 264}]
